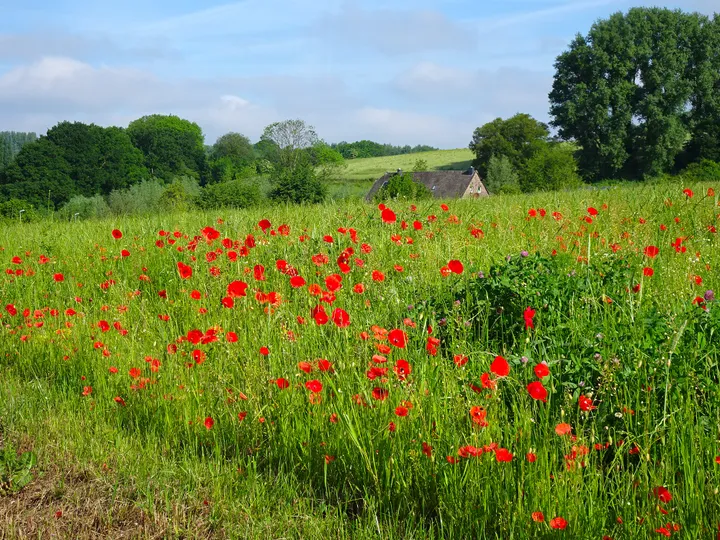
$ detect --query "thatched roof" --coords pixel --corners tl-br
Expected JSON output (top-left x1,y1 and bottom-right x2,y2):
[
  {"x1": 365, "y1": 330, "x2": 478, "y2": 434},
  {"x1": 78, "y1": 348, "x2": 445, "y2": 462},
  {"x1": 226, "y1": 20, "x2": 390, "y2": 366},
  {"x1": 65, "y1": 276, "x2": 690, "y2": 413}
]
[{"x1": 366, "y1": 168, "x2": 489, "y2": 201}]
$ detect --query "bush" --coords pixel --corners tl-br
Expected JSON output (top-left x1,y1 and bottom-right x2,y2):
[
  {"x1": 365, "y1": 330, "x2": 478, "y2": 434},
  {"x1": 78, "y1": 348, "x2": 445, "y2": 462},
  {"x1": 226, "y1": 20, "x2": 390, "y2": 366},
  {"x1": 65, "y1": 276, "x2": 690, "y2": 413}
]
[
  {"x1": 679, "y1": 159, "x2": 720, "y2": 184},
  {"x1": 108, "y1": 180, "x2": 166, "y2": 215},
  {"x1": 59, "y1": 195, "x2": 111, "y2": 220},
  {"x1": 197, "y1": 179, "x2": 263, "y2": 210},
  {"x1": 374, "y1": 172, "x2": 432, "y2": 201},
  {"x1": 521, "y1": 144, "x2": 583, "y2": 192},
  {"x1": 0, "y1": 198, "x2": 41, "y2": 223},
  {"x1": 485, "y1": 155, "x2": 521, "y2": 194},
  {"x1": 269, "y1": 159, "x2": 326, "y2": 205}
]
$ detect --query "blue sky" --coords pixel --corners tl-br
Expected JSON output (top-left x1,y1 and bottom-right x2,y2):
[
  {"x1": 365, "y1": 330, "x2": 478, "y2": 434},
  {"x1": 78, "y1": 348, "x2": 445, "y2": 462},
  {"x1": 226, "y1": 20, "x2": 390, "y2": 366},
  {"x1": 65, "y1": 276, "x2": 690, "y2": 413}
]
[{"x1": 0, "y1": 0, "x2": 716, "y2": 148}]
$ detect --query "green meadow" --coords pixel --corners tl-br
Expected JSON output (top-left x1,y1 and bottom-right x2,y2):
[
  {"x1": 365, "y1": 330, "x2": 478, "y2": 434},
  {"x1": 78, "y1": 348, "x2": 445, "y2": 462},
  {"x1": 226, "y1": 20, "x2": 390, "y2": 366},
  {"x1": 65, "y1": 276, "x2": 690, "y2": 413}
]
[{"x1": 1, "y1": 182, "x2": 719, "y2": 538}]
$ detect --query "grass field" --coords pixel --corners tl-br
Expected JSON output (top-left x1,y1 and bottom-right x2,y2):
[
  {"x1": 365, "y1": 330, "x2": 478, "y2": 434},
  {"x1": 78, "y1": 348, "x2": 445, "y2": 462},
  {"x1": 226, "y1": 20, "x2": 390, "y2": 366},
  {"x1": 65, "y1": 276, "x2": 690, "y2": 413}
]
[
  {"x1": 1, "y1": 183, "x2": 720, "y2": 538},
  {"x1": 338, "y1": 148, "x2": 475, "y2": 182}
]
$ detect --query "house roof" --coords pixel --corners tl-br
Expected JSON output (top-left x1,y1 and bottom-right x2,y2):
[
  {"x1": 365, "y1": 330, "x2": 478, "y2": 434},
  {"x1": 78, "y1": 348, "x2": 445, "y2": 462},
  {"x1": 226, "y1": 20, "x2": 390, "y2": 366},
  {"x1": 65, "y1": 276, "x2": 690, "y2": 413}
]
[{"x1": 365, "y1": 169, "x2": 486, "y2": 201}]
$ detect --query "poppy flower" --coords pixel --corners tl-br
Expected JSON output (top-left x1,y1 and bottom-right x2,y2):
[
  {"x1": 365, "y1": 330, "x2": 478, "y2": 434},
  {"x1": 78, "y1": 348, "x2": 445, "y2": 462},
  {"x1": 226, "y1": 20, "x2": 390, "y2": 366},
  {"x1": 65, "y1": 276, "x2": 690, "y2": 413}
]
[
  {"x1": 470, "y1": 406, "x2": 488, "y2": 427},
  {"x1": 527, "y1": 381, "x2": 548, "y2": 402},
  {"x1": 480, "y1": 372, "x2": 496, "y2": 389},
  {"x1": 495, "y1": 448, "x2": 513, "y2": 462},
  {"x1": 587, "y1": 207, "x2": 598, "y2": 216},
  {"x1": 523, "y1": 307, "x2": 535, "y2": 329},
  {"x1": 258, "y1": 219, "x2": 272, "y2": 232},
  {"x1": 394, "y1": 406, "x2": 409, "y2": 417},
  {"x1": 653, "y1": 486, "x2": 672, "y2": 503},
  {"x1": 372, "y1": 387, "x2": 389, "y2": 401},
  {"x1": 644, "y1": 246, "x2": 659, "y2": 258},
  {"x1": 422, "y1": 442, "x2": 433, "y2": 458},
  {"x1": 290, "y1": 276, "x2": 306, "y2": 288},
  {"x1": 305, "y1": 380, "x2": 322, "y2": 393},
  {"x1": 448, "y1": 260, "x2": 464, "y2": 274},
  {"x1": 490, "y1": 356, "x2": 510, "y2": 377},
  {"x1": 259, "y1": 347, "x2": 269, "y2": 356},
  {"x1": 177, "y1": 262, "x2": 193, "y2": 279},
  {"x1": 683, "y1": 188, "x2": 694, "y2": 198},
  {"x1": 643, "y1": 267, "x2": 654, "y2": 277},
  {"x1": 317, "y1": 359, "x2": 333, "y2": 372},
  {"x1": 111, "y1": 229, "x2": 123, "y2": 239},
  {"x1": 526, "y1": 452, "x2": 537, "y2": 463},
  {"x1": 275, "y1": 378, "x2": 290, "y2": 390},
  {"x1": 204, "y1": 417, "x2": 214, "y2": 430},
  {"x1": 298, "y1": 361, "x2": 312, "y2": 373},
  {"x1": 388, "y1": 329, "x2": 408, "y2": 348},
  {"x1": 578, "y1": 395, "x2": 596, "y2": 411},
  {"x1": 555, "y1": 423, "x2": 572, "y2": 436},
  {"x1": 53, "y1": 273, "x2": 64, "y2": 282},
  {"x1": 550, "y1": 517, "x2": 567, "y2": 530},
  {"x1": 226, "y1": 280, "x2": 248, "y2": 297},
  {"x1": 531, "y1": 511, "x2": 544, "y2": 522},
  {"x1": 394, "y1": 359, "x2": 412, "y2": 380},
  {"x1": 533, "y1": 363, "x2": 549, "y2": 379},
  {"x1": 426, "y1": 336, "x2": 440, "y2": 356},
  {"x1": 381, "y1": 208, "x2": 397, "y2": 223},
  {"x1": 453, "y1": 354, "x2": 469, "y2": 367},
  {"x1": 331, "y1": 308, "x2": 350, "y2": 328}
]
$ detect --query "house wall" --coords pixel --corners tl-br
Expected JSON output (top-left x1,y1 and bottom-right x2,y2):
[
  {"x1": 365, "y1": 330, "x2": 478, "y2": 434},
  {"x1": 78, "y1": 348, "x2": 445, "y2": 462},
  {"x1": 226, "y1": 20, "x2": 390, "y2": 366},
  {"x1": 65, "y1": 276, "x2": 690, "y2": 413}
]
[{"x1": 461, "y1": 173, "x2": 489, "y2": 198}]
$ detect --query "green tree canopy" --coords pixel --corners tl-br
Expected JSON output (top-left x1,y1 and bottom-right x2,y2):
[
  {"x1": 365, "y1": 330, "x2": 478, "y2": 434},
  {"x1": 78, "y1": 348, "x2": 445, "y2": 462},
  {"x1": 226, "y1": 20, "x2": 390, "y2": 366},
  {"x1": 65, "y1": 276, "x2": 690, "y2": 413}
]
[
  {"x1": 550, "y1": 7, "x2": 719, "y2": 181},
  {"x1": 0, "y1": 132, "x2": 37, "y2": 170},
  {"x1": 211, "y1": 132, "x2": 255, "y2": 167},
  {"x1": 468, "y1": 114, "x2": 550, "y2": 178},
  {"x1": 0, "y1": 122, "x2": 147, "y2": 207},
  {"x1": 127, "y1": 115, "x2": 207, "y2": 181}
]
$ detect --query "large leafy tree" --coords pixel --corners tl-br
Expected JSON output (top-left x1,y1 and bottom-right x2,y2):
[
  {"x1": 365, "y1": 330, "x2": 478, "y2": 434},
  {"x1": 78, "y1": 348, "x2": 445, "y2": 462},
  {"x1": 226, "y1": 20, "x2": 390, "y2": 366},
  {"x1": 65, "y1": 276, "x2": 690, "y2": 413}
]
[
  {"x1": 127, "y1": 115, "x2": 207, "y2": 181},
  {"x1": 0, "y1": 132, "x2": 37, "y2": 170},
  {"x1": 261, "y1": 119, "x2": 328, "y2": 204},
  {"x1": 468, "y1": 114, "x2": 550, "y2": 178},
  {"x1": 550, "y1": 7, "x2": 718, "y2": 181},
  {"x1": 0, "y1": 122, "x2": 148, "y2": 207}
]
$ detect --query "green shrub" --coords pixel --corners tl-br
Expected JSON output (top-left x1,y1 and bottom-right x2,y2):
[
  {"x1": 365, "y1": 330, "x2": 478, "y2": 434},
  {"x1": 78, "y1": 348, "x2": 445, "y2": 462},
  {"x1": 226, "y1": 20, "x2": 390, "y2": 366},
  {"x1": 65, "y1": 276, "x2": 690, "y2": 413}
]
[
  {"x1": 374, "y1": 172, "x2": 432, "y2": 201},
  {"x1": 485, "y1": 154, "x2": 521, "y2": 194},
  {"x1": 522, "y1": 144, "x2": 583, "y2": 192},
  {"x1": 197, "y1": 179, "x2": 263, "y2": 210},
  {"x1": 680, "y1": 159, "x2": 720, "y2": 184},
  {"x1": 107, "y1": 180, "x2": 165, "y2": 215},
  {"x1": 269, "y1": 159, "x2": 326, "y2": 205},
  {"x1": 0, "y1": 198, "x2": 40, "y2": 223},
  {"x1": 59, "y1": 195, "x2": 111, "y2": 220}
]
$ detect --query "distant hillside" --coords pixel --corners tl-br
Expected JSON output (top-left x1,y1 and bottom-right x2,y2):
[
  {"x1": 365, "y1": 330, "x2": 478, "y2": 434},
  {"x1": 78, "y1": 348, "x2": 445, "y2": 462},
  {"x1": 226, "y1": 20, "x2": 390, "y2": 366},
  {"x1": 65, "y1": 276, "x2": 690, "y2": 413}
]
[{"x1": 339, "y1": 148, "x2": 474, "y2": 182}]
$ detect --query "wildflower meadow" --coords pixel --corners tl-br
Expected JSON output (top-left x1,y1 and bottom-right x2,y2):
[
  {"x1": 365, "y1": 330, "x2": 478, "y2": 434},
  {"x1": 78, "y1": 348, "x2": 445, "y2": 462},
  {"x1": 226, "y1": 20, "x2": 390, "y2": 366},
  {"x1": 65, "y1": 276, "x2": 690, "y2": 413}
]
[{"x1": 1, "y1": 182, "x2": 720, "y2": 538}]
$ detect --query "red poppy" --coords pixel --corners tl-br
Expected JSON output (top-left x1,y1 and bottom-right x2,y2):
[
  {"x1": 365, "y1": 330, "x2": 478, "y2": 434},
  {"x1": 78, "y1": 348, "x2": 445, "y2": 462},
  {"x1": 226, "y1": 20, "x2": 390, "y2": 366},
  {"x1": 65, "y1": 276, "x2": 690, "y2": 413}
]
[
  {"x1": 644, "y1": 245, "x2": 659, "y2": 258},
  {"x1": 259, "y1": 346, "x2": 269, "y2": 356},
  {"x1": 371, "y1": 387, "x2": 389, "y2": 401},
  {"x1": 305, "y1": 379, "x2": 322, "y2": 393},
  {"x1": 526, "y1": 452, "x2": 537, "y2": 463},
  {"x1": 325, "y1": 274, "x2": 342, "y2": 292},
  {"x1": 578, "y1": 395, "x2": 596, "y2": 411},
  {"x1": 422, "y1": 442, "x2": 433, "y2": 458},
  {"x1": 587, "y1": 207, "x2": 598, "y2": 216},
  {"x1": 275, "y1": 378, "x2": 290, "y2": 389},
  {"x1": 683, "y1": 188, "x2": 694, "y2": 198},
  {"x1": 470, "y1": 406, "x2": 488, "y2": 427},
  {"x1": 290, "y1": 276, "x2": 306, "y2": 288},
  {"x1": 523, "y1": 307, "x2": 535, "y2": 329},
  {"x1": 426, "y1": 336, "x2": 440, "y2": 356},
  {"x1": 381, "y1": 208, "x2": 397, "y2": 223},
  {"x1": 555, "y1": 423, "x2": 572, "y2": 436},
  {"x1": 531, "y1": 511, "x2": 544, "y2": 522},
  {"x1": 394, "y1": 406, "x2": 409, "y2": 417},
  {"x1": 331, "y1": 308, "x2": 350, "y2": 327},
  {"x1": 298, "y1": 361, "x2": 312, "y2": 374},
  {"x1": 653, "y1": 486, "x2": 672, "y2": 503},
  {"x1": 490, "y1": 355, "x2": 510, "y2": 377},
  {"x1": 495, "y1": 448, "x2": 513, "y2": 462},
  {"x1": 453, "y1": 354, "x2": 469, "y2": 367},
  {"x1": 204, "y1": 417, "x2": 214, "y2": 430},
  {"x1": 533, "y1": 362, "x2": 549, "y2": 379},
  {"x1": 643, "y1": 267, "x2": 654, "y2": 277},
  {"x1": 317, "y1": 359, "x2": 333, "y2": 372},
  {"x1": 177, "y1": 262, "x2": 193, "y2": 279},
  {"x1": 129, "y1": 367, "x2": 141, "y2": 379},
  {"x1": 388, "y1": 329, "x2": 408, "y2": 348},
  {"x1": 226, "y1": 280, "x2": 248, "y2": 297},
  {"x1": 480, "y1": 372, "x2": 496, "y2": 389},
  {"x1": 550, "y1": 517, "x2": 567, "y2": 530},
  {"x1": 527, "y1": 381, "x2": 548, "y2": 402},
  {"x1": 394, "y1": 359, "x2": 411, "y2": 380},
  {"x1": 448, "y1": 260, "x2": 464, "y2": 274},
  {"x1": 258, "y1": 219, "x2": 272, "y2": 232},
  {"x1": 53, "y1": 273, "x2": 64, "y2": 282}
]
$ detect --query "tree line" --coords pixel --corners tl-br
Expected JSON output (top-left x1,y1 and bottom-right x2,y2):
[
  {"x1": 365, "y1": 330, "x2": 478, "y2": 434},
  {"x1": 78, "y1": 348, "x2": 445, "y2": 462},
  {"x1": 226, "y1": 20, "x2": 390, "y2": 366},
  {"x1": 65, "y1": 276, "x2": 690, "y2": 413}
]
[
  {"x1": 331, "y1": 141, "x2": 437, "y2": 159},
  {"x1": 472, "y1": 7, "x2": 720, "y2": 193},
  {"x1": 0, "y1": 132, "x2": 37, "y2": 170}
]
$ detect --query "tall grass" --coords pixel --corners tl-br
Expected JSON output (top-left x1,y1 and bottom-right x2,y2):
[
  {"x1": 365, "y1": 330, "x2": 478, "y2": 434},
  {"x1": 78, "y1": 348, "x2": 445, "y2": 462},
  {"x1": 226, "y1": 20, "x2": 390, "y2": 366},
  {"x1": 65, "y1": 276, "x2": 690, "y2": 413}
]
[{"x1": 0, "y1": 183, "x2": 719, "y2": 538}]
